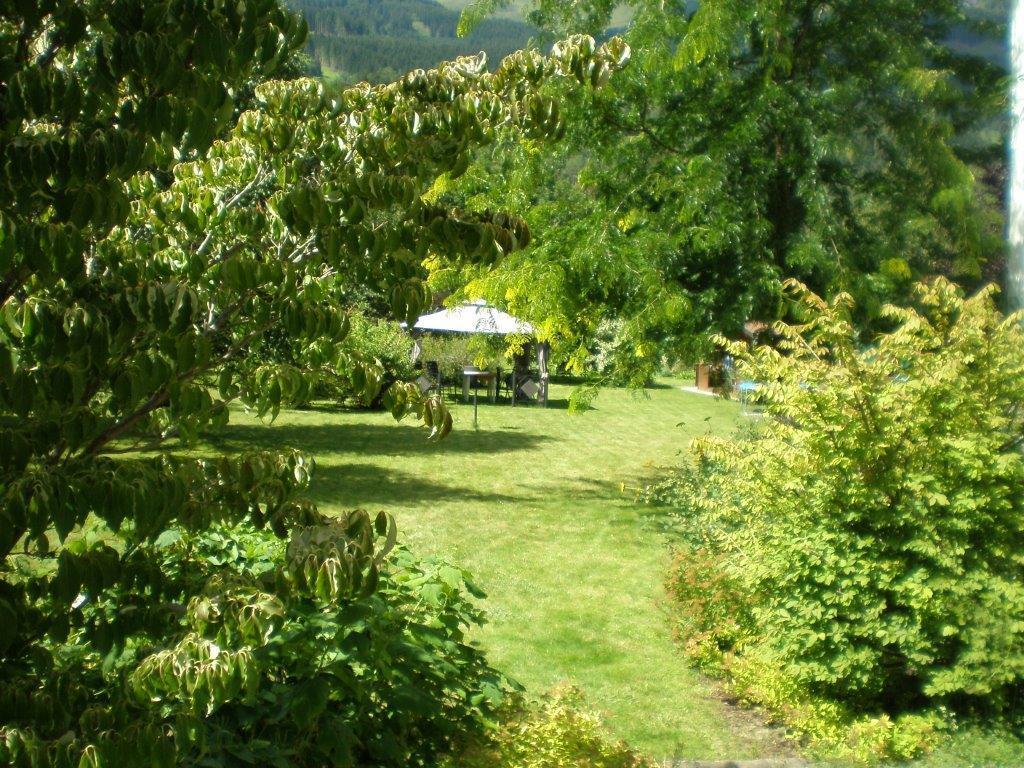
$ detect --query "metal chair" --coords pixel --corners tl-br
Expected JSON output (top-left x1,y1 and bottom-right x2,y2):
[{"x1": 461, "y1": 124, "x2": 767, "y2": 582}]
[
  {"x1": 517, "y1": 378, "x2": 540, "y2": 402},
  {"x1": 417, "y1": 361, "x2": 441, "y2": 396}
]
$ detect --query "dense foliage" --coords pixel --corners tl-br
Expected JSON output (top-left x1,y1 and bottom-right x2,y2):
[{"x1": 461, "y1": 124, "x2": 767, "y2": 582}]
[
  {"x1": 291, "y1": 0, "x2": 536, "y2": 83},
  {"x1": 650, "y1": 279, "x2": 1024, "y2": 759},
  {"x1": 0, "y1": 0, "x2": 630, "y2": 762},
  {"x1": 261, "y1": 311, "x2": 416, "y2": 406},
  {"x1": 129, "y1": 522, "x2": 513, "y2": 767},
  {"x1": 447, "y1": 0, "x2": 1007, "y2": 381},
  {"x1": 418, "y1": 332, "x2": 513, "y2": 380},
  {"x1": 335, "y1": 314, "x2": 416, "y2": 404}
]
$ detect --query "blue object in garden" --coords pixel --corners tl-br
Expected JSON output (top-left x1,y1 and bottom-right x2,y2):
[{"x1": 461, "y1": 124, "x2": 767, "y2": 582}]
[{"x1": 738, "y1": 380, "x2": 760, "y2": 415}]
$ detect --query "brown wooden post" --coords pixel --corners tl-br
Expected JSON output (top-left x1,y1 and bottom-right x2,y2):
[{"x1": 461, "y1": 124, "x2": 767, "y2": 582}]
[{"x1": 695, "y1": 362, "x2": 711, "y2": 390}]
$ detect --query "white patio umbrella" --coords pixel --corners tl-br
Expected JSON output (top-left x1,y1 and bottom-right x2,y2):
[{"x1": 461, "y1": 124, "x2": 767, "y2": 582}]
[{"x1": 408, "y1": 300, "x2": 533, "y2": 335}]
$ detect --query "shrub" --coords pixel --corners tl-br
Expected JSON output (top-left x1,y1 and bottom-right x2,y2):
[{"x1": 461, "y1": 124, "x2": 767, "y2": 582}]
[
  {"x1": 0, "y1": 4, "x2": 630, "y2": 761},
  {"x1": 419, "y1": 334, "x2": 476, "y2": 382},
  {"x1": 450, "y1": 685, "x2": 653, "y2": 768},
  {"x1": 343, "y1": 314, "x2": 415, "y2": 383},
  {"x1": 724, "y1": 650, "x2": 944, "y2": 763},
  {"x1": 23, "y1": 519, "x2": 514, "y2": 768},
  {"x1": 249, "y1": 312, "x2": 415, "y2": 408},
  {"x1": 325, "y1": 313, "x2": 415, "y2": 405},
  {"x1": 665, "y1": 547, "x2": 755, "y2": 670},
  {"x1": 660, "y1": 279, "x2": 1024, "y2": 759},
  {"x1": 586, "y1": 319, "x2": 656, "y2": 387}
]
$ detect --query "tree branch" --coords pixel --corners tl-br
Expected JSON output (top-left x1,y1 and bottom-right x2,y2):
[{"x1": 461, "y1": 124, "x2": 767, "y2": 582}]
[
  {"x1": 0, "y1": 265, "x2": 30, "y2": 306},
  {"x1": 83, "y1": 388, "x2": 172, "y2": 457},
  {"x1": 194, "y1": 170, "x2": 270, "y2": 260},
  {"x1": 599, "y1": 108, "x2": 684, "y2": 157}
]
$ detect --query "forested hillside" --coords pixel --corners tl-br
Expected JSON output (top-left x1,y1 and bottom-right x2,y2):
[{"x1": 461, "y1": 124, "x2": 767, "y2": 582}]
[
  {"x1": 289, "y1": 0, "x2": 536, "y2": 83},
  {"x1": 293, "y1": 0, "x2": 1011, "y2": 86},
  {"x1": 949, "y1": 0, "x2": 1012, "y2": 65}
]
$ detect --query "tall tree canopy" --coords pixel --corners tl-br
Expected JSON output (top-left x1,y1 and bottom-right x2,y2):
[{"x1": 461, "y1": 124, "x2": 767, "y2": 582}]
[
  {"x1": 448, "y1": 0, "x2": 1007, "y2": 380},
  {"x1": 0, "y1": 0, "x2": 629, "y2": 762}
]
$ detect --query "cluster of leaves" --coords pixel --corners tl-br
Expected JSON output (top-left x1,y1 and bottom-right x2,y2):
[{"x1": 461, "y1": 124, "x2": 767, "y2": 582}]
[
  {"x1": 662, "y1": 538, "x2": 944, "y2": 762},
  {"x1": 653, "y1": 279, "x2": 1024, "y2": 760},
  {"x1": 583, "y1": 318, "x2": 651, "y2": 386},
  {"x1": 419, "y1": 334, "x2": 476, "y2": 382},
  {"x1": 444, "y1": 0, "x2": 1006, "y2": 384},
  {"x1": 336, "y1": 314, "x2": 415, "y2": 403},
  {"x1": 0, "y1": 0, "x2": 631, "y2": 762},
  {"x1": 273, "y1": 311, "x2": 416, "y2": 407},
  {"x1": 457, "y1": 0, "x2": 620, "y2": 40},
  {"x1": 724, "y1": 648, "x2": 947, "y2": 764},
  {"x1": 141, "y1": 521, "x2": 514, "y2": 768},
  {"x1": 664, "y1": 547, "x2": 754, "y2": 672},
  {"x1": 448, "y1": 685, "x2": 653, "y2": 768}
]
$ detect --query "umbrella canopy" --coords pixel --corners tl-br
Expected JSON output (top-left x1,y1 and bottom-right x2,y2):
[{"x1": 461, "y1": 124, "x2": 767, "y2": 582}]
[{"x1": 409, "y1": 301, "x2": 533, "y2": 335}]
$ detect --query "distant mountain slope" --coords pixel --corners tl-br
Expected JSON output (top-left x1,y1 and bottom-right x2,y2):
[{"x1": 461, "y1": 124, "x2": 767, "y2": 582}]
[
  {"x1": 950, "y1": 0, "x2": 1012, "y2": 67},
  {"x1": 292, "y1": 0, "x2": 1010, "y2": 94},
  {"x1": 441, "y1": 0, "x2": 1010, "y2": 67},
  {"x1": 289, "y1": 0, "x2": 536, "y2": 84}
]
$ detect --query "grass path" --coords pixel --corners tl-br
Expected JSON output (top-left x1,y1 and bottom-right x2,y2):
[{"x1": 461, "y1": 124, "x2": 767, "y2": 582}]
[{"x1": 221, "y1": 379, "x2": 778, "y2": 759}]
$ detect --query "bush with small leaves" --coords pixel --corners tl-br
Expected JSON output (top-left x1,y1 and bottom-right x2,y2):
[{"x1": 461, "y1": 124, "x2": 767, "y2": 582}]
[
  {"x1": 658, "y1": 279, "x2": 1024, "y2": 761},
  {"x1": 419, "y1": 334, "x2": 476, "y2": 383},
  {"x1": 664, "y1": 547, "x2": 754, "y2": 671},
  {"x1": 449, "y1": 685, "x2": 654, "y2": 768},
  {"x1": 300, "y1": 312, "x2": 416, "y2": 406}
]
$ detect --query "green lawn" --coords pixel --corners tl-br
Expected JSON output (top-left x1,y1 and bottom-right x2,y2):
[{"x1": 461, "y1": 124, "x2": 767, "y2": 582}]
[
  {"x1": 214, "y1": 379, "x2": 777, "y2": 760},
  {"x1": 206, "y1": 377, "x2": 1024, "y2": 765}
]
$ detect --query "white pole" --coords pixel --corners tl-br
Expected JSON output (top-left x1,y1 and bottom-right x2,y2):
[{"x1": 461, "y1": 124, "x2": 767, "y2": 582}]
[{"x1": 1009, "y1": 0, "x2": 1024, "y2": 308}]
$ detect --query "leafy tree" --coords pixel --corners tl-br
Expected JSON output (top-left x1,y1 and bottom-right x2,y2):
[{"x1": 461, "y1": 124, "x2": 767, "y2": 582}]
[
  {"x1": 448, "y1": 0, "x2": 1006, "y2": 381},
  {"x1": 0, "y1": 0, "x2": 630, "y2": 761}
]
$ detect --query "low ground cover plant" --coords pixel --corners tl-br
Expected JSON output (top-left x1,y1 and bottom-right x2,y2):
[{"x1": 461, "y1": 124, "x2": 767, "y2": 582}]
[
  {"x1": 449, "y1": 685, "x2": 653, "y2": 768},
  {"x1": 648, "y1": 279, "x2": 1024, "y2": 762}
]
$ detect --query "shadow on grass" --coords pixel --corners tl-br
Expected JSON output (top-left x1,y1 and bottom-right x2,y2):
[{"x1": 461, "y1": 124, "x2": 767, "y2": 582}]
[
  {"x1": 564, "y1": 476, "x2": 625, "y2": 501},
  {"x1": 206, "y1": 421, "x2": 554, "y2": 457},
  {"x1": 552, "y1": 475, "x2": 689, "y2": 536},
  {"x1": 308, "y1": 462, "x2": 528, "y2": 507},
  {"x1": 540, "y1": 398, "x2": 580, "y2": 411}
]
